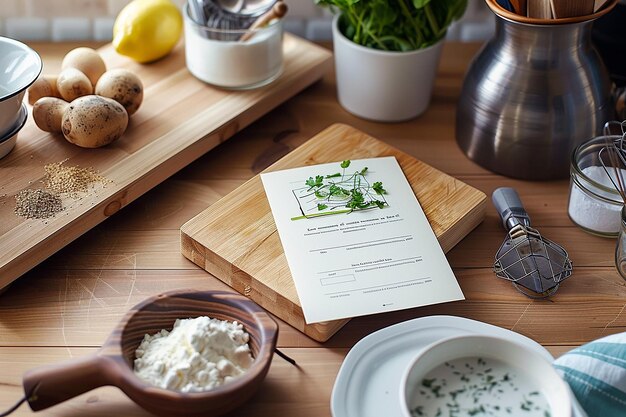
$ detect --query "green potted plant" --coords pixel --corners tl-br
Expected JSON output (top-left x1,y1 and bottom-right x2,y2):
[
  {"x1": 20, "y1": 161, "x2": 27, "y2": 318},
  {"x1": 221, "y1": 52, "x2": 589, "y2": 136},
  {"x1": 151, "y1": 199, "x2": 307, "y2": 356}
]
[{"x1": 316, "y1": 0, "x2": 467, "y2": 121}]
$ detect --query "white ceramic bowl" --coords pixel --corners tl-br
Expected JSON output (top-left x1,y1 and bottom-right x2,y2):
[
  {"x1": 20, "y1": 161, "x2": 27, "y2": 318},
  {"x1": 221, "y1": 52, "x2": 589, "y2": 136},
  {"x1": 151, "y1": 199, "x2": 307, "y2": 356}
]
[
  {"x1": 401, "y1": 335, "x2": 571, "y2": 417},
  {"x1": 0, "y1": 37, "x2": 42, "y2": 137},
  {"x1": 0, "y1": 103, "x2": 28, "y2": 159}
]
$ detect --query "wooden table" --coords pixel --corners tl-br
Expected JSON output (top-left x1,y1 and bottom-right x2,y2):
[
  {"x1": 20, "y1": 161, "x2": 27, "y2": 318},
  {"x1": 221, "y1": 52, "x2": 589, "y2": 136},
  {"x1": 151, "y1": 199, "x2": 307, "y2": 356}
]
[{"x1": 0, "y1": 41, "x2": 624, "y2": 417}]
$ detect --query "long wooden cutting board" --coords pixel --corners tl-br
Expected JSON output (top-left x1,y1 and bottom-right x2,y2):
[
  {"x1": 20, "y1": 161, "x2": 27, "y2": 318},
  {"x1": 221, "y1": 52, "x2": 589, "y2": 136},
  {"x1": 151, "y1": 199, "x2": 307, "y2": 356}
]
[
  {"x1": 181, "y1": 124, "x2": 487, "y2": 342},
  {"x1": 0, "y1": 34, "x2": 332, "y2": 289}
]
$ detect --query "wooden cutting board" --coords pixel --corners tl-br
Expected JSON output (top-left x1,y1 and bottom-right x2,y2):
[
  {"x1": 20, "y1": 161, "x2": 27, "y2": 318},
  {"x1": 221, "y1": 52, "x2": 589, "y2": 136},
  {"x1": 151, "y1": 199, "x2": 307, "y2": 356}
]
[
  {"x1": 180, "y1": 124, "x2": 487, "y2": 342},
  {"x1": 0, "y1": 34, "x2": 332, "y2": 289}
]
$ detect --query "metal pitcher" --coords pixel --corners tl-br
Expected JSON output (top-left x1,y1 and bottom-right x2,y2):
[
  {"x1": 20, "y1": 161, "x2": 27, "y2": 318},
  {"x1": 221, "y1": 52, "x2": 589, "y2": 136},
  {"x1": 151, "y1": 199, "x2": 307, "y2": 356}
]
[{"x1": 456, "y1": 9, "x2": 614, "y2": 180}]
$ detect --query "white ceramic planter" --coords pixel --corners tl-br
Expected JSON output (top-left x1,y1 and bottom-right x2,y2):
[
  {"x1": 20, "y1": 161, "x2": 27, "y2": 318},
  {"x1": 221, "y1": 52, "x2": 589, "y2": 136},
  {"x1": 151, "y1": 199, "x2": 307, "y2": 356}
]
[{"x1": 332, "y1": 15, "x2": 443, "y2": 122}]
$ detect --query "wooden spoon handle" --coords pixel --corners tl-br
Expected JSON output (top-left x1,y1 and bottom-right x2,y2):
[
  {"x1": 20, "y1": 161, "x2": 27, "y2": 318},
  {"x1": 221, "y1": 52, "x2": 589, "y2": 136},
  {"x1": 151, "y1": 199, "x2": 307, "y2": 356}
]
[
  {"x1": 550, "y1": 0, "x2": 594, "y2": 17},
  {"x1": 509, "y1": 0, "x2": 527, "y2": 14},
  {"x1": 240, "y1": 1, "x2": 288, "y2": 42},
  {"x1": 23, "y1": 354, "x2": 109, "y2": 411}
]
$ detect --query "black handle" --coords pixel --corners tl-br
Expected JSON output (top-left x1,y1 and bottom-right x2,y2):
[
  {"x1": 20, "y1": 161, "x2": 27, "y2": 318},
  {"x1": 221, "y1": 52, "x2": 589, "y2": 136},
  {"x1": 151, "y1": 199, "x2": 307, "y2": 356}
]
[{"x1": 492, "y1": 187, "x2": 531, "y2": 230}]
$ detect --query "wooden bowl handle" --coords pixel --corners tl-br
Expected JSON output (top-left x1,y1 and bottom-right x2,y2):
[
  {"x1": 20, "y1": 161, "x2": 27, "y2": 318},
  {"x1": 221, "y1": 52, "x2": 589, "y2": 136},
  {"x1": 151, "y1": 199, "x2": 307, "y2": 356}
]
[{"x1": 23, "y1": 354, "x2": 110, "y2": 411}]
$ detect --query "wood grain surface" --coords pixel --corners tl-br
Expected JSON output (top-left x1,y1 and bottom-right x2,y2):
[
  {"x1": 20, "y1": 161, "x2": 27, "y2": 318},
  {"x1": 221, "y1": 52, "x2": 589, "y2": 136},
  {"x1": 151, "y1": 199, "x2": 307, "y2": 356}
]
[
  {"x1": 181, "y1": 124, "x2": 487, "y2": 341},
  {"x1": 0, "y1": 34, "x2": 332, "y2": 289},
  {"x1": 0, "y1": 41, "x2": 624, "y2": 417}
]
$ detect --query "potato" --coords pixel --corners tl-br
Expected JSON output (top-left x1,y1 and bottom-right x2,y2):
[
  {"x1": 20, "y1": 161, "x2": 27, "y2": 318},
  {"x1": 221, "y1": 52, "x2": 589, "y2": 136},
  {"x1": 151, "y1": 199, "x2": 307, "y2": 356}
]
[
  {"x1": 33, "y1": 97, "x2": 69, "y2": 133},
  {"x1": 62, "y1": 95, "x2": 129, "y2": 148},
  {"x1": 28, "y1": 75, "x2": 60, "y2": 105},
  {"x1": 95, "y1": 69, "x2": 143, "y2": 116},
  {"x1": 57, "y1": 68, "x2": 93, "y2": 102},
  {"x1": 62, "y1": 47, "x2": 106, "y2": 87}
]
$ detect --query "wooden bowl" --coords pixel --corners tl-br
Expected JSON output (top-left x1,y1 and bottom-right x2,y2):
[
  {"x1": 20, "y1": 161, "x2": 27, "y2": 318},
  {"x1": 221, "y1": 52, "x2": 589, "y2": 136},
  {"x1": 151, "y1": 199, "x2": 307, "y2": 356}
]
[
  {"x1": 485, "y1": 0, "x2": 618, "y2": 24},
  {"x1": 22, "y1": 290, "x2": 279, "y2": 417}
]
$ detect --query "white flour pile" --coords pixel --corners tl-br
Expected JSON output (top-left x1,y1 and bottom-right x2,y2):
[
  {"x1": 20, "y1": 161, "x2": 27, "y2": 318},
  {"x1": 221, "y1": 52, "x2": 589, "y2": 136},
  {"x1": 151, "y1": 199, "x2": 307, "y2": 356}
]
[
  {"x1": 568, "y1": 166, "x2": 625, "y2": 234},
  {"x1": 133, "y1": 316, "x2": 254, "y2": 392}
]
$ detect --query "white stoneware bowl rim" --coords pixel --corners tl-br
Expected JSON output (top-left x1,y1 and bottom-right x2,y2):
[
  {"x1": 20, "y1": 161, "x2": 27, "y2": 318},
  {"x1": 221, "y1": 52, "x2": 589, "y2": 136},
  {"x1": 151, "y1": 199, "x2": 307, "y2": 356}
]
[
  {"x1": 400, "y1": 334, "x2": 572, "y2": 417},
  {"x1": 0, "y1": 102, "x2": 28, "y2": 143},
  {"x1": 0, "y1": 36, "x2": 42, "y2": 102}
]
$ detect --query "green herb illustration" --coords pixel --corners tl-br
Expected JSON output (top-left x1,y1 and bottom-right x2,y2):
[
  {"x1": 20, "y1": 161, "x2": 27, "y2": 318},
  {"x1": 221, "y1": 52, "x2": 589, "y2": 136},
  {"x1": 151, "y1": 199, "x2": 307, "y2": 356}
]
[
  {"x1": 410, "y1": 357, "x2": 551, "y2": 417},
  {"x1": 291, "y1": 160, "x2": 388, "y2": 221}
]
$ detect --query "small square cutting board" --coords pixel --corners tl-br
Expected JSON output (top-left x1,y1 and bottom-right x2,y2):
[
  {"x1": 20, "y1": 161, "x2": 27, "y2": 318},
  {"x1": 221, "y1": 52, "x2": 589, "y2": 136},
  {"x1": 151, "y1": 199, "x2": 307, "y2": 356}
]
[{"x1": 180, "y1": 124, "x2": 487, "y2": 342}]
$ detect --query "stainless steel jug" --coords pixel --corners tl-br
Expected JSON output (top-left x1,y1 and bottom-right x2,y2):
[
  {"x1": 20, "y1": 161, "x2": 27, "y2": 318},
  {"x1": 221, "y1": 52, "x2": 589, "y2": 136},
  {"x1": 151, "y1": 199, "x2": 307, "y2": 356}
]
[{"x1": 456, "y1": 7, "x2": 614, "y2": 180}]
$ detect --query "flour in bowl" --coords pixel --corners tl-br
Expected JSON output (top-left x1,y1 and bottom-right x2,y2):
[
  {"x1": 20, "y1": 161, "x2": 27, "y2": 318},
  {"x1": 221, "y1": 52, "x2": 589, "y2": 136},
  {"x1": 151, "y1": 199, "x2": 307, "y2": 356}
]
[{"x1": 133, "y1": 316, "x2": 254, "y2": 392}]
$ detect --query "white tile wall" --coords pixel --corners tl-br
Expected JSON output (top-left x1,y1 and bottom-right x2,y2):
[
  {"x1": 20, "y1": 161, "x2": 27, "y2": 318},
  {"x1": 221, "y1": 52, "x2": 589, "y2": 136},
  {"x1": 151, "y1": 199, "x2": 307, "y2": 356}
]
[
  {"x1": 0, "y1": 0, "x2": 495, "y2": 42},
  {"x1": 51, "y1": 17, "x2": 92, "y2": 41},
  {"x1": 304, "y1": 17, "x2": 333, "y2": 41},
  {"x1": 0, "y1": 0, "x2": 24, "y2": 18},
  {"x1": 286, "y1": 0, "x2": 321, "y2": 18},
  {"x1": 282, "y1": 17, "x2": 306, "y2": 38},
  {"x1": 5, "y1": 17, "x2": 50, "y2": 41},
  {"x1": 93, "y1": 17, "x2": 115, "y2": 41},
  {"x1": 26, "y1": 0, "x2": 108, "y2": 18},
  {"x1": 107, "y1": 0, "x2": 132, "y2": 15},
  {"x1": 458, "y1": 19, "x2": 496, "y2": 41}
]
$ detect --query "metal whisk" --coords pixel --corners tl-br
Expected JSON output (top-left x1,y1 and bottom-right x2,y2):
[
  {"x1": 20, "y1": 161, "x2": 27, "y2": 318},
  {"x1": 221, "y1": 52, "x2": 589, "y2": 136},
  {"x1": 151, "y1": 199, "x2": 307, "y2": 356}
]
[
  {"x1": 600, "y1": 121, "x2": 626, "y2": 281},
  {"x1": 600, "y1": 120, "x2": 626, "y2": 200},
  {"x1": 492, "y1": 187, "x2": 573, "y2": 298},
  {"x1": 188, "y1": 0, "x2": 273, "y2": 31}
]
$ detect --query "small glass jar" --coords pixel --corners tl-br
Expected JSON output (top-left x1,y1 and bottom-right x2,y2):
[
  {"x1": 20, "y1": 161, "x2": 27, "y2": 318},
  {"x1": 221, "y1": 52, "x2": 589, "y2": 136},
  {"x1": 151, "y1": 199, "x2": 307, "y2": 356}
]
[
  {"x1": 568, "y1": 135, "x2": 624, "y2": 237},
  {"x1": 616, "y1": 205, "x2": 626, "y2": 280},
  {"x1": 183, "y1": 2, "x2": 283, "y2": 90}
]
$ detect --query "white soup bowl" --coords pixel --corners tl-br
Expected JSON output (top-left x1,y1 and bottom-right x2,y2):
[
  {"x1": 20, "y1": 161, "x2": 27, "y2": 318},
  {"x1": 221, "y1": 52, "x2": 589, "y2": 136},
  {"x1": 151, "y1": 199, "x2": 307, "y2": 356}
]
[{"x1": 401, "y1": 334, "x2": 571, "y2": 417}]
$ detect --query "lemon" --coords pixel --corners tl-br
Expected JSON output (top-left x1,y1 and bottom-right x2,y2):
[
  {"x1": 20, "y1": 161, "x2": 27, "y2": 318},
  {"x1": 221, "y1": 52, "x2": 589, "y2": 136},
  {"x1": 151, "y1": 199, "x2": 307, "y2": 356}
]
[{"x1": 113, "y1": 0, "x2": 182, "y2": 63}]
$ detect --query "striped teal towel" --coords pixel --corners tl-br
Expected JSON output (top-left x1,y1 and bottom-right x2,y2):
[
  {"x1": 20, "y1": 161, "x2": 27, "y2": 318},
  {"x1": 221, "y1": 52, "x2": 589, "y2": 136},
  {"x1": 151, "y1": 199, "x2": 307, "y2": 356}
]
[{"x1": 554, "y1": 332, "x2": 626, "y2": 417}]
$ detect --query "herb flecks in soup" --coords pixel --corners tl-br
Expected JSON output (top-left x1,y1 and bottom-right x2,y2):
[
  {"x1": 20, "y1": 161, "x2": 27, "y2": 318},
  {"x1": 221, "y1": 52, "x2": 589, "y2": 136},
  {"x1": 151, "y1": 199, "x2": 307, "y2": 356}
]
[{"x1": 409, "y1": 357, "x2": 550, "y2": 417}]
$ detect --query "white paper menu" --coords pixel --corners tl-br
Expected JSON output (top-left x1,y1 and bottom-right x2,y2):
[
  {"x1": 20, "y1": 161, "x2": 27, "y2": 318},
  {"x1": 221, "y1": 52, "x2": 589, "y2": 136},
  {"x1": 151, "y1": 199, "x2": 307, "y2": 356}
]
[{"x1": 260, "y1": 156, "x2": 464, "y2": 324}]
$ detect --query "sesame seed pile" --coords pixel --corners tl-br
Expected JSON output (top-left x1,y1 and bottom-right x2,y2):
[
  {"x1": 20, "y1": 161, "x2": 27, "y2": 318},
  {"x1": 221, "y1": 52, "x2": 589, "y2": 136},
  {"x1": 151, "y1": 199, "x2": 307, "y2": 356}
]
[
  {"x1": 13, "y1": 160, "x2": 111, "y2": 221},
  {"x1": 44, "y1": 161, "x2": 111, "y2": 197},
  {"x1": 14, "y1": 189, "x2": 63, "y2": 219}
]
